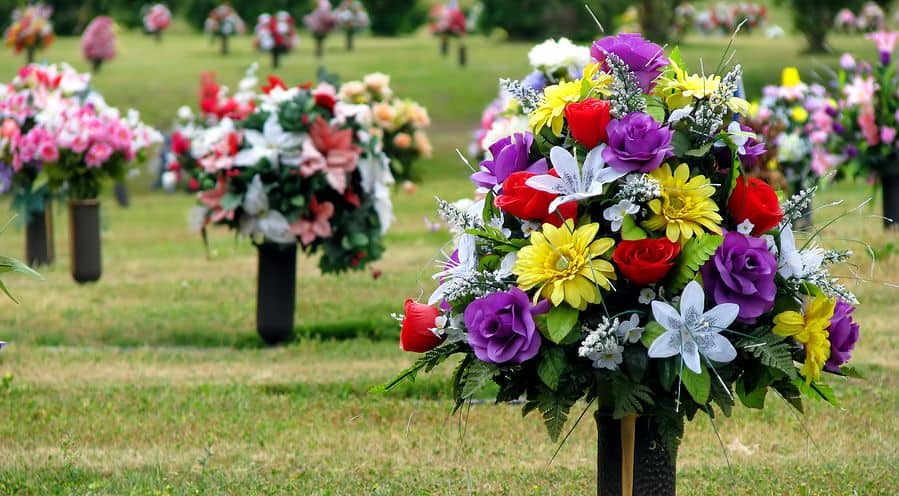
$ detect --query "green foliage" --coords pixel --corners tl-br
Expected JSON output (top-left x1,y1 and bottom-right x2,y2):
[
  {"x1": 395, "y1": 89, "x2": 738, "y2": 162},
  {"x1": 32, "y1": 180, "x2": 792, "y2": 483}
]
[
  {"x1": 665, "y1": 235, "x2": 723, "y2": 294},
  {"x1": 681, "y1": 364, "x2": 710, "y2": 405},
  {"x1": 737, "y1": 328, "x2": 799, "y2": 381},
  {"x1": 543, "y1": 305, "x2": 579, "y2": 344},
  {"x1": 362, "y1": 0, "x2": 426, "y2": 36},
  {"x1": 537, "y1": 346, "x2": 567, "y2": 390},
  {"x1": 372, "y1": 341, "x2": 463, "y2": 393},
  {"x1": 477, "y1": 0, "x2": 630, "y2": 41},
  {"x1": 609, "y1": 374, "x2": 654, "y2": 419},
  {"x1": 523, "y1": 379, "x2": 583, "y2": 441}
]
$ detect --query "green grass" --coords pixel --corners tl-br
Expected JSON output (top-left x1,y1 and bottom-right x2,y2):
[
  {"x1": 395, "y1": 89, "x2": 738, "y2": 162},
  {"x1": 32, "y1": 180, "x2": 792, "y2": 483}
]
[{"x1": 0, "y1": 30, "x2": 897, "y2": 494}]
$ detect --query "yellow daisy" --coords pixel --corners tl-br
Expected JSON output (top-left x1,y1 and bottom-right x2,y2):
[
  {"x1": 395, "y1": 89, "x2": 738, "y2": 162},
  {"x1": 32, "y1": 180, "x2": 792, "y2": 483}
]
[
  {"x1": 642, "y1": 163, "x2": 723, "y2": 244},
  {"x1": 530, "y1": 80, "x2": 582, "y2": 137},
  {"x1": 773, "y1": 294, "x2": 835, "y2": 383},
  {"x1": 513, "y1": 220, "x2": 616, "y2": 310}
]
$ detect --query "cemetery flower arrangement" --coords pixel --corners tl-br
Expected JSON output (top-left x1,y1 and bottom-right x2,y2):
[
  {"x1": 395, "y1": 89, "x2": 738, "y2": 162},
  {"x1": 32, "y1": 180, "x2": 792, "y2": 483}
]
[
  {"x1": 827, "y1": 33, "x2": 899, "y2": 181},
  {"x1": 385, "y1": 34, "x2": 862, "y2": 449},
  {"x1": 0, "y1": 63, "x2": 161, "y2": 202},
  {"x1": 82, "y1": 17, "x2": 117, "y2": 68},
  {"x1": 335, "y1": 0, "x2": 369, "y2": 33},
  {"x1": 254, "y1": 12, "x2": 298, "y2": 53},
  {"x1": 471, "y1": 38, "x2": 590, "y2": 160},
  {"x1": 429, "y1": 2, "x2": 467, "y2": 38},
  {"x1": 303, "y1": 1, "x2": 339, "y2": 39},
  {"x1": 175, "y1": 69, "x2": 395, "y2": 273},
  {"x1": 338, "y1": 73, "x2": 432, "y2": 183},
  {"x1": 204, "y1": 4, "x2": 246, "y2": 37},
  {"x1": 693, "y1": 2, "x2": 767, "y2": 36},
  {"x1": 3, "y1": 3, "x2": 54, "y2": 55},
  {"x1": 740, "y1": 67, "x2": 840, "y2": 195},
  {"x1": 142, "y1": 4, "x2": 173, "y2": 34}
]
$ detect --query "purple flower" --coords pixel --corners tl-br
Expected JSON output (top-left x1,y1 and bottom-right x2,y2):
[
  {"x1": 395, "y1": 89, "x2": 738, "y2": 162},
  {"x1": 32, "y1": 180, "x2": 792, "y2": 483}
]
[
  {"x1": 471, "y1": 132, "x2": 548, "y2": 190},
  {"x1": 0, "y1": 162, "x2": 12, "y2": 194},
  {"x1": 845, "y1": 144, "x2": 859, "y2": 158},
  {"x1": 0, "y1": 341, "x2": 5, "y2": 350},
  {"x1": 738, "y1": 124, "x2": 767, "y2": 168},
  {"x1": 700, "y1": 231, "x2": 777, "y2": 324},
  {"x1": 826, "y1": 299, "x2": 859, "y2": 372},
  {"x1": 591, "y1": 34, "x2": 669, "y2": 92},
  {"x1": 601, "y1": 112, "x2": 674, "y2": 173},
  {"x1": 522, "y1": 71, "x2": 547, "y2": 92},
  {"x1": 464, "y1": 287, "x2": 549, "y2": 364}
]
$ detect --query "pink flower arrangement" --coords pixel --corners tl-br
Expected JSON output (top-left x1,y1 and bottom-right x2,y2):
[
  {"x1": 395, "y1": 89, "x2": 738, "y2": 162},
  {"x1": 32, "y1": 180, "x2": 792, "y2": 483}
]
[
  {"x1": 303, "y1": 0, "x2": 339, "y2": 37},
  {"x1": 143, "y1": 4, "x2": 172, "y2": 34},
  {"x1": 429, "y1": 2, "x2": 467, "y2": 37},
  {"x1": 81, "y1": 17, "x2": 116, "y2": 64}
]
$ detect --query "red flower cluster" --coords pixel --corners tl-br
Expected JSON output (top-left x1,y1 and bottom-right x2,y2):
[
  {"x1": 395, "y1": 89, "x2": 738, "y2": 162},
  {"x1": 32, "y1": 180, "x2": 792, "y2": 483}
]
[
  {"x1": 564, "y1": 98, "x2": 611, "y2": 150},
  {"x1": 199, "y1": 72, "x2": 254, "y2": 121}
]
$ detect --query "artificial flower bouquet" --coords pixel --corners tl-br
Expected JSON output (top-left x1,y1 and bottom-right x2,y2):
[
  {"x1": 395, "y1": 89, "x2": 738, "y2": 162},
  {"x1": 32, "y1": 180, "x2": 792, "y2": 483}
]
[
  {"x1": 174, "y1": 68, "x2": 395, "y2": 273},
  {"x1": 3, "y1": 4, "x2": 54, "y2": 58},
  {"x1": 253, "y1": 11, "x2": 298, "y2": 66},
  {"x1": 335, "y1": 0, "x2": 369, "y2": 34},
  {"x1": 338, "y1": 73, "x2": 432, "y2": 184},
  {"x1": 471, "y1": 38, "x2": 591, "y2": 161},
  {"x1": 429, "y1": 2, "x2": 467, "y2": 38},
  {"x1": 142, "y1": 4, "x2": 173, "y2": 35},
  {"x1": 303, "y1": 0, "x2": 339, "y2": 41},
  {"x1": 205, "y1": 4, "x2": 246, "y2": 38},
  {"x1": 385, "y1": 33, "x2": 861, "y2": 491},
  {"x1": 81, "y1": 17, "x2": 117, "y2": 73}
]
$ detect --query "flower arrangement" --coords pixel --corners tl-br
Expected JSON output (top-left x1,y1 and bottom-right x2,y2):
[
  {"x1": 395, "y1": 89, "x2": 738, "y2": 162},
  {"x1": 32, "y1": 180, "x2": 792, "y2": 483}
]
[
  {"x1": 3, "y1": 4, "x2": 54, "y2": 60},
  {"x1": 741, "y1": 67, "x2": 840, "y2": 209},
  {"x1": 254, "y1": 11, "x2": 298, "y2": 67},
  {"x1": 171, "y1": 67, "x2": 395, "y2": 273},
  {"x1": 693, "y1": 2, "x2": 767, "y2": 36},
  {"x1": 828, "y1": 32, "x2": 899, "y2": 229},
  {"x1": 204, "y1": 3, "x2": 246, "y2": 42},
  {"x1": 81, "y1": 17, "x2": 117, "y2": 73},
  {"x1": 429, "y1": 2, "x2": 467, "y2": 38},
  {"x1": 303, "y1": 0, "x2": 339, "y2": 39},
  {"x1": 142, "y1": 4, "x2": 173, "y2": 35},
  {"x1": 338, "y1": 73, "x2": 432, "y2": 184},
  {"x1": 0, "y1": 63, "x2": 161, "y2": 202},
  {"x1": 471, "y1": 38, "x2": 590, "y2": 161},
  {"x1": 335, "y1": 0, "x2": 369, "y2": 33},
  {"x1": 384, "y1": 33, "x2": 863, "y2": 491}
]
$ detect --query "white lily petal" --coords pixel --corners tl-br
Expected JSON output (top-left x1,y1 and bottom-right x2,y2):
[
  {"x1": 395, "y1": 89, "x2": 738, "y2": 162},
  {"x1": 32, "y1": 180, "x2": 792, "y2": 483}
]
[
  {"x1": 679, "y1": 281, "x2": 706, "y2": 327},
  {"x1": 242, "y1": 129, "x2": 267, "y2": 149},
  {"x1": 651, "y1": 300, "x2": 684, "y2": 333},
  {"x1": 581, "y1": 145, "x2": 606, "y2": 186},
  {"x1": 699, "y1": 333, "x2": 738, "y2": 364},
  {"x1": 549, "y1": 146, "x2": 582, "y2": 192},
  {"x1": 234, "y1": 148, "x2": 265, "y2": 167},
  {"x1": 525, "y1": 175, "x2": 565, "y2": 194},
  {"x1": 702, "y1": 303, "x2": 739, "y2": 333},
  {"x1": 681, "y1": 331, "x2": 702, "y2": 373},
  {"x1": 647, "y1": 329, "x2": 681, "y2": 358}
]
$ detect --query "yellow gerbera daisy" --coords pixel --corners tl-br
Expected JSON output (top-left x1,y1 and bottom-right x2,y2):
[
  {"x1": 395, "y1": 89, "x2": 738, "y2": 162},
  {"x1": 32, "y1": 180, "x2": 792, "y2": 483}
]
[
  {"x1": 791, "y1": 106, "x2": 809, "y2": 123},
  {"x1": 656, "y1": 60, "x2": 748, "y2": 113},
  {"x1": 513, "y1": 220, "x2": 616, "y2": 310},
  {"x1": 773, "y1": 294, "x2": 835, "y2": 383},
  {"x1": 530, "y1": 80, "x2": 582, "y2": 137},
  {"x1": 642, "y1": 163, "x2": 723, "y2": 244}
]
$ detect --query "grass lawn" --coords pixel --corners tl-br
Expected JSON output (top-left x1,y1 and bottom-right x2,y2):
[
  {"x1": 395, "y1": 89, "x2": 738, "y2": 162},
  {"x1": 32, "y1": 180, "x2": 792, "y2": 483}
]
[{"x1": 0, "y1": 29, "x2": 897, "y2": 495}]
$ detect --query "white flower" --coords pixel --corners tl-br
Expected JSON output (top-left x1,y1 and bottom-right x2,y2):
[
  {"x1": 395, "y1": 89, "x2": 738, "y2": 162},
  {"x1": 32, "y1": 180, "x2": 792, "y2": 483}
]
[
  {"x1": 776, "y1": 132, "x2": 808, "y2": 163},
  {"x1": 355, "y1": 154, "x2": 395, "y2": 234},
  {"x1": 579, "y1": 319, "x2": 624, "y2": 370},
  {"x1": 234, "y1": 115, "x2": 302, "y2": 169},
  {"x1": 777, "y1": 223, "x2": 824, "y2": 280},
  {"x1": 187, "y1": 206, "x2": 207, "y2": 233},
  {"x1": 177, "y1": 105, "x2": 195, "y2": 121},
  {"x1": 736, "y1": 219, "x2": 755, "y2": 235},
  {"x1": 638, "y1": 288, "x2": 656, "y2": 305},
  {"x1": 527, "y1": 37, "x2": 591, "y2": 77},
  {"x1": 718, "y1": 121, "x2": 757, "y2": 155},
  {"x1": 161, "y1": 171, "x2": 178, "y2": 192},
  {"x1": 616, "y1": 314, "x2": 644, "y2": 344},
  {"x1": 647, "y1": 281, "x2": 739, "y2": 374},
  {"x1": 240, "y1": 211, "x2": 295, "y2": 244},
  {"x1": 428, "y1": 233, "x2": 478, "y2": 306},
  {"x1": 603, "y1": 200, "x2": 640, "y2": 232},
  {"x1": 668, "y1": 105, "x2": 694, "y2": 124},
  {"x1": 526, "y1": 145, "x2": 626, "y2": 213},
  {"x1": 243, "y1": 175, "x2": 269, "y2": 216}
]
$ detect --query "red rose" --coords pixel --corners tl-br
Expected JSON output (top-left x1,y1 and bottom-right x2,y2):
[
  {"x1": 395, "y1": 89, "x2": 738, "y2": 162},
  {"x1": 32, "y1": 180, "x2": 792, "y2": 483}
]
[
  {"x1": 314, "y1": 92, "x2": 336, "y2": 112},
  {"x1": 727, "y1": 177, "x2": 783, "y2": 235},
  {"x1": 171, "y1": 131, "x2": 191, "y2": 155},
  {"x1": 400, "y1": 299, "x2": 443, "y2": 353},
  {"x1": 495, "y1": 171, "x2": 577, "y2": 227},
  {"x1": 564, "y1": 98, "x2": 612, "y2": 149},
  {"x1": 612, "y1": 238, "x2": 681, "y2": 285},
  {"x1": 262, "y1": 75, "x2": 287, "y2": 94}
]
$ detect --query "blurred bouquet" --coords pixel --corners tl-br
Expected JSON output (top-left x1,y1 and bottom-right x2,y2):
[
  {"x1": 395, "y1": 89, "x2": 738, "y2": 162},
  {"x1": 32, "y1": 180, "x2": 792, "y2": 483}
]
[
  {"x1": 694, "y1": 2, "x2": 766, "y2": 36},
  {"x1": 429, "y1": 1, "x2": 467, "y2": 37},
  {"x1": 170, "y1": 67, "x2": 395, "y2": 272},
  {"x1": 204, "y1": 4, "x2": 246, "y2": 37},
  {"x1": 0, "y1": 64, "x2": 161, "y2": 203},
  {"x1": 338, "y1": 73, "x2": 431, "y2": 183},
  {"x1": 741, "y1": 68, "x2": 840, "y2": 202},
  {"x1": 385, "y1": 34, "x2": 862, "y2": 478},
  {"x1": 335, "y1": 0, "x2": 369, "y2": 32},
  {"x1": 3, "y1": 4, "x2": 54, "y2": 58},
  {"x1": 673, "y1": 3, "x2": 696, "y2": 40},
  {"x1": 470, "y1": 38, "x2": 590, "y2": 161},
  {"x1": 303, "y1": 0, "x2": 339, "y2": 39},
  {"x1": 142, "y1": 4, "x2": 173, "y2": 35},
  {"x1": 81, "y1": 17, "x2": 117, "y2": 71},
  {"x1": 254, "y1": 11, "x2": 298, "y2": 55}
]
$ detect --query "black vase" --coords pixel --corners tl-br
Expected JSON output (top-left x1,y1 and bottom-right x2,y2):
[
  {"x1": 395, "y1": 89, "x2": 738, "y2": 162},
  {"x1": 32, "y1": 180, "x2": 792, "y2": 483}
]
[
  {"x1": 883, "y1": 173, "x2": 899, "y2": 230},
  {"x1": 220, "y1": 34, "x2": 229, "y2": 55},
  {"x1": 69, "y1": 200, "x2": 102, "y2": 284},
  {"x1": 458, "y1": 44, "x2": 467, "y2": 67},
  {"x1": 114, "y1": 182, "x2": 130, "y2": 208},
  {"x1": 595, "y1": 413, "x2": 676, "y2": 496},
  {"x1": 256, "y1": 242, "x2": 297, "y2": 344},
  {"x1": 25, "y1": 201, "x2": 54, "y2": 267},
  {"x1": 440, "y1": 36, "x2": 449, "y2": 56},
  {"x1": 345, "y1": 30, "x2": 354, "y2": 51}
]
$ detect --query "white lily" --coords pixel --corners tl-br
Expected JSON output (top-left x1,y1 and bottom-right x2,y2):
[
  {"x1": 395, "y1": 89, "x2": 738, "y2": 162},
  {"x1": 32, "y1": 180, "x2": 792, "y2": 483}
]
[
  {"x1": 603, "y1": 199, "x2": 640, "y2": 232},
  {"x1": 647, "y1": 281, "x2": 739, "y2": 374},
  {"x1": 233, "y1": 114, "x2": 303, "y2": 168},
  {"x1": 428, "y1": 233, "x2": 478, "y2": 306},
  {"x1": 526, "y1": 145, "x2": 626, "y2": 214},
  {"x1": 616, "y1": 314, "x2": 644, "y2": 344},
  {"x1": 777, "y1": 223, "x2": 824, "y2": 280}
]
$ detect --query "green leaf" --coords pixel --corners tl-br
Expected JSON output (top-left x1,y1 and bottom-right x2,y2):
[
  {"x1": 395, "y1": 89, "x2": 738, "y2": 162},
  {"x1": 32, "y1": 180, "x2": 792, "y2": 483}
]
[
  {"x1": 736, "y1": 329, "x2": 798, "y2": 380},
  {"x1": 837, "y1": 365, "x2": 864, "y2": 379},
  {"x1": 482, "y1": 190, "x2": 501, "y2": 222},
  {"x1": 665, "y1": 235, "x2": 723, "y2": 294},
  {"x1": 620, "y1": 215, "x2": 647, "y2": 240},
  {"x1": 735, "y1": 375, "x2": 767, "y2": 409},
  {"x1": 537, "y1": 347, "x2": 567, "y2": 391},
  {"x1": 30, "y1": 171, "x2": 49, "y2": 193},
  {"x1": 220, "y1": 193, "x2": 242, "y2": 211},
  {"x1": 640, "y1": 321, "x2": 666, "y2": 348},
  {"x1": 544, "y1": 305, "x2": 579, "y2": 344},
  {"x1": 524, "y1": 383, "x2": 580, "y2": 441},
  {"x1": 643, "y1": 95, "x2": 666, "y2": 123},
  {"x1": 793, "y1": 379, "x2": 838, "y2": 406},
  {"x1": 681, "y1": 364, "x2": 711, "y2": 404},
  {"x1": 461, "y1": 360, "x2": 498, "y2": 400},
  {"x1": 671, "y1": 132, "x2": 693, "y2": 157},
  {"x1": 370, "y1": 342, "x2": 463, "y2": 393},
  {"x1": 669, "y1": 46, "x2": 686, "y2": 72},
  {"x1": 610, "y1": 375, "x2": 654, "y2": 419},
  {"x1": 685, "y1": 142, "x2": 714, "y2": 157},
  {"x1": 657, "y1": 357, "x2": 679, "y2": 391},
  {"x1": 290, "y1": 196, "x2": 306, "y2": 207}
]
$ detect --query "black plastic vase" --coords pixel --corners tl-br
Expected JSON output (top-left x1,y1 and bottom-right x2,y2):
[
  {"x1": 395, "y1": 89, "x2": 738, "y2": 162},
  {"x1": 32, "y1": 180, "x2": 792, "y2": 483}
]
[
  {"x1": 345, "y1": 30, "x2": 354, "y2": 51},
  {"x1": 440, "y1": 36, "x2": 449, "y2": 56},
  {"x1": 883, "y1": 173, "x2": 899, "y2": 230},
  {"x1": 595, "y1": 413, "x2": 676, "y2": 496},
  {"x1": 458, "y1": 43, "x2": 467, "y2": 67},
  {"x1": 69, "y1": 200, "x2": 102, "y2": 284},
  {"x1": 315, "y1": 36, "x2": 325, "y2": 58},
  {"x1": 25, "y1": 201, "x2": 54, "y2": 267},
  {"x1": 256, "y1": 242, "x2": 298, "y2": 345}
]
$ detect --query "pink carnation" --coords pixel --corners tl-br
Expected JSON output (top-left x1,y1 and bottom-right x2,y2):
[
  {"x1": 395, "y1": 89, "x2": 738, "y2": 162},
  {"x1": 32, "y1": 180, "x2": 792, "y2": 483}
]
[{"x1": 85, "y1": 142, "x2": 114, "y2": 167}]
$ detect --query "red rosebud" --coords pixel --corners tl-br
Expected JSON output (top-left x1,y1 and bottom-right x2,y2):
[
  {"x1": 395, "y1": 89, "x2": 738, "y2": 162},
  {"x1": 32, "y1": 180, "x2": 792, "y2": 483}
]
[
  {"x1": 612, "y1": 238, "x2": 681, "y2": 286},
  {"x1": 171, "y1": 131, "x2": 190, "y2": 155},
  {"x1": 727, "y1": 177, "x2": 783, "y2": 235},
  {"x1": 494, "y1": 171, "x2": 577, "y2": 227},
  {"x1": 187, "y1": 178, "x2": 200, "y2": 191},
  {"x1": 564, "y1": 98, "x2": 611, "y2": 149},
  {"x1": 314, "y1": 93, "x2": 337, "y2": 112},
  {"x1": 262, "y1": 75, "x2": 287, "y2": 94},
  {"x1": 400, "y1": 299, "x2": 443, "y2": 353}
]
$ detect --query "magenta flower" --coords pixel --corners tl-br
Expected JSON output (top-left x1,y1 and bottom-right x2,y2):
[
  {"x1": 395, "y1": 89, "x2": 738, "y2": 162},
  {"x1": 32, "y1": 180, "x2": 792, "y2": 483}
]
[
  {"x1": 591, "y1": 34, "x2": 669, "y2": 92},
  {"x1": 463, "y1": 287, "x2": 549, "y2": 364},
  {"x1": 470, "y1": 132, "x2": 547, "y2": 190}
]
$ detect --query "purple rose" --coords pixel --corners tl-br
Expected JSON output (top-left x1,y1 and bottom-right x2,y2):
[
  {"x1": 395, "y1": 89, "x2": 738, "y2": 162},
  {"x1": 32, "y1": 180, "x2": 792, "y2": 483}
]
[
  {"x1": 471, "y1": 132, "x2": 548, "y2": 190},
  {"x1": 602, "y1": 112, "x2": 674, "y2": 173},
  {"x1": 738, "y1": 124, "x2": 767, "y2": 168},
  {"x1": 700, "y1": 231, "x2": 777, "y2": 324},
  {"x1": 591, "y1": 34, "x2": 669, "y2": 92},
  {"x1": 464, "y1": 287, "x2": 549, "y2": 364},
  {"x1": 825, "y1": 299, "x2": 859, "y2": 372}
]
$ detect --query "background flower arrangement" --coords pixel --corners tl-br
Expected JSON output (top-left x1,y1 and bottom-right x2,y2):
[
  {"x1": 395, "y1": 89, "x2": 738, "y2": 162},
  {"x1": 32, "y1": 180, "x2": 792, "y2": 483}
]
[
  {"x1": 303, "y1": 0, "x2": 339, "y2": 57},
  {"x1": 384, "y1": 33, "x2": 863, "y2": 489},
  {"x1": 204, "y1": 3, "x2": 246, "y2": 54},
  {"x1": 142, "y1": 4, "x2": 172, "y2": 38},
  {"x1": 335, "y1": 0, "x2": 369, "y2": 37},
  {"x1": 172, "y1": 66, "x2": 395, "y2": 273},
  {"x1": 338, "y1": 73, "x2": 432, "y2": 184},
  {"x1": 253, "y1": 11, "x2": 298, "y2": 67},
  {"x1": 81, "y1": 17, "x2": 117, "y2": 73},
  {"x1": 3, "y1": 3, "x2": 54, "y2": 62}
]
